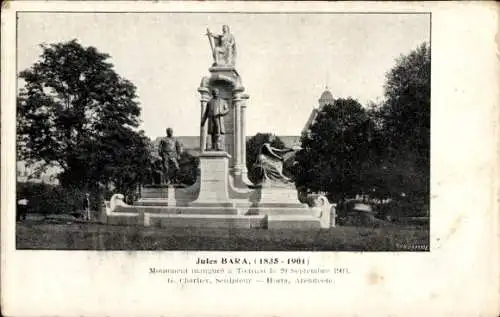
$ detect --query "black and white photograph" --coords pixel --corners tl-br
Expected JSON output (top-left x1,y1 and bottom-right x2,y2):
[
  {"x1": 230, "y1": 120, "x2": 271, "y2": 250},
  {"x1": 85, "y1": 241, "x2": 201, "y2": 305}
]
[
  {"x1": 14, "y1": 11, "x2": 431, "y2": 251},
  {"x1": 2, "y1": 2, "x2": 499, "y2": 317}
]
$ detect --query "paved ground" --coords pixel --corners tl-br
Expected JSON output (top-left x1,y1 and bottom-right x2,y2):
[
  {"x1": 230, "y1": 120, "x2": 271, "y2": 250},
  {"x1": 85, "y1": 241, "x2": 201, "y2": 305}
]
[{"x1": 16, "y1": 221, "x2": 429, "y2": 251}]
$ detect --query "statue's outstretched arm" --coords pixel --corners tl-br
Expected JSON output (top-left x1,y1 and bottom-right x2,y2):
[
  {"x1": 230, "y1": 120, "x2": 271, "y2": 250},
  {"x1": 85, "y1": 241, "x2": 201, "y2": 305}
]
[
  {"x1": 272, "y1": 147, "x2": 293, "y2": 154},
  {"x1": 264, "y1": 144, "x2": 284, "y2": 160}
]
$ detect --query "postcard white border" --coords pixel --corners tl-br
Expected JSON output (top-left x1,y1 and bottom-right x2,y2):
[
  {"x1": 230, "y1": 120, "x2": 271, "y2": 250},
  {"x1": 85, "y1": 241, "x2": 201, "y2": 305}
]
[{"x1": 2, "y1": 2, "x2": 499, "y2": 316}]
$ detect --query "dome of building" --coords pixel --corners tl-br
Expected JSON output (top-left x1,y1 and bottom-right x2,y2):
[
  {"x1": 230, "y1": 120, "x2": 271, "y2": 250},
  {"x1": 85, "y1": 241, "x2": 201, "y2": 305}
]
[{"x1": 318, "y1": 88, "x2": 335, "y2": 107}]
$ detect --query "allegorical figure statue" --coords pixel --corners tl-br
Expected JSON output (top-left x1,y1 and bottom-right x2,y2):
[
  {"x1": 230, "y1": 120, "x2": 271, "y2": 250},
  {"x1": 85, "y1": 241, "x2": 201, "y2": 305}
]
[
  {"x1": 158, "y1": 127, "x2": 183, "y2": 185},
  {"x1": 254, "y1": 135, "x2": 302, "y2": 185},
  {"x1": 201, "y1": 88, "x2": 230, "y2": 151},
  {"x1": 206, "y1": 25, "x2": 236, "y2": 66}
]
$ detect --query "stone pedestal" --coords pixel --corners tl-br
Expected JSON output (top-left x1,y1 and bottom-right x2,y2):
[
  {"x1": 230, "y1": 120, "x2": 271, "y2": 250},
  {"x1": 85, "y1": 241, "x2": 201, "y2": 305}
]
[
  {"x1": 257, "y1": 182, "x2": 305, "y2": 207},
  {"x1": 141, "y1": 184, "x2": 169, "y2": 199},
  {"x1": 189, "y1": 151, "x2": 234, "y2": 207}
]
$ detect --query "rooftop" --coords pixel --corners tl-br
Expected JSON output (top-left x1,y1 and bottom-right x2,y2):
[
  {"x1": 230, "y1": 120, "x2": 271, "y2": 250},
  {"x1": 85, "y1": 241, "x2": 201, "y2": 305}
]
[{"x1": 318, "y1": 88, "x2": 335, "y2": 107}]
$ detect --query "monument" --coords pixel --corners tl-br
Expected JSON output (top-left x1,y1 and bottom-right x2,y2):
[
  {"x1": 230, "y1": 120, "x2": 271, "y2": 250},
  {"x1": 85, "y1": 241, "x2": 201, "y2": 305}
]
[{"x1": 101, "y1": 25, "x2": 335, "y2": 230}]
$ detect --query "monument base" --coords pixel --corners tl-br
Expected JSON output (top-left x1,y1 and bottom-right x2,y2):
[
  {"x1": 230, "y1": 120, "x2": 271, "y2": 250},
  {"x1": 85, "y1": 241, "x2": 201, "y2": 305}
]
[
  {"x1": 102, "y1": 189, "x2": 334, "y2": 230},
  {"x1": 146, "y1": 214, "x2": 266, "y2": 229},
  {"x1": 257, "y1": 184, "x2": 307, "y2": 207},
  {"x1": 267, "y1": 215, "x2": 322, "y2": 230},
  {"x1": 141, "y1": 184, "x2": 171, "y2": 199},
  {"x1": 189, "y1": 151, "x2": 235, "y2": 208}
]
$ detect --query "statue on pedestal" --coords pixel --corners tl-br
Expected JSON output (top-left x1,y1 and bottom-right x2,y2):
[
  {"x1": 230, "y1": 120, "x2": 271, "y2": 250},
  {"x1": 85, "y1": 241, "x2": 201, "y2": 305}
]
[
  {"x1": 201, "y1": 88, "x2": 230, "y2": 151},
  {"x1": 158, "y1": 128, "x2": 183, "y2": 185},
  {"x1": 206, "y1": 25, "x2": 237, "y2": 66},
  {"x1": 254, "y1": 135, "x2": 302, "y2": 185}
]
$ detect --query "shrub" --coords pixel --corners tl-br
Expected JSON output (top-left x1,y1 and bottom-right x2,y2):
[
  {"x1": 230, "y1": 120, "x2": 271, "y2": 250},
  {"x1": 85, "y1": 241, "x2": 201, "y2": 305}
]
[
  {"x1": 335, "y1": 200, "x2": 361, "y2": 225},
  {"x1": 375, "y1": 198, "x2": 429, "y2": 220},
  {"x1": 17, "y1": 182, "x2": 105, "y2": 215}
]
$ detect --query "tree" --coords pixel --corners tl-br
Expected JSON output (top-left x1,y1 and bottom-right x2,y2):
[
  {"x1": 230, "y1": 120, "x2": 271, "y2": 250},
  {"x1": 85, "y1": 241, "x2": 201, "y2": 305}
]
[
  {"x1": 86, "y1": 130, "x2": 151, "y2": 196},
  {"x1": 246, "y1": 133, "x2": 285, "y2": 184},
  {"x1": 377, "y1": 42, "x2": 430, "y2": 201},
  {"x1": 295, "y1": 98, "x2": 373, "y2": 203},
  {"x1": 176, "y1": 151, "x2": 200, "y2": 186},
  {"x1": 380, "y1": 42, "x2": 430, "y2": 162},
  {"x1": 17, "y1": 39, "x2": 151, "y2": 193}
]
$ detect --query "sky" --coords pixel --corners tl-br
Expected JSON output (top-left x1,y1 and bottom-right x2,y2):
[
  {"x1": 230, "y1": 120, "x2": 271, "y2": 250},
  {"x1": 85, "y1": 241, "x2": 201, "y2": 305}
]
[{"x1": 17, "y1": 12, "x2": 430, "y2": 138}]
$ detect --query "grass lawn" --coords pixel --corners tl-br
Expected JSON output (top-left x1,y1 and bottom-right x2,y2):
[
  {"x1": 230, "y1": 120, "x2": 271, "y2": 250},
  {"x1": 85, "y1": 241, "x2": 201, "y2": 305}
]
[{"x1": 16, "y1": 221, "x2": 429, "y2": 251}]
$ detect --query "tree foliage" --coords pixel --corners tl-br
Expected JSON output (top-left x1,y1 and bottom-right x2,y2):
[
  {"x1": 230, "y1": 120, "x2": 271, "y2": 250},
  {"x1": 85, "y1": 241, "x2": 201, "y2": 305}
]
[
  {"x1": 246, "y1": 133, "x2": 285, "y2": 184},
  {"x1": 295, "y1": 42, "x2": 430, "y2": 208},
  {"x1": 375, "y1": 42, "x2": 430, "y2": 200},
  {"x1": 380, "y1": 42, "x2": 430, "y2": 160},
  {"x1": 17, "y1": 39, "x2": 151, "y2": 193},
  {"x1": 295, "y1": 98, "x2": 372, "y2": 202}
]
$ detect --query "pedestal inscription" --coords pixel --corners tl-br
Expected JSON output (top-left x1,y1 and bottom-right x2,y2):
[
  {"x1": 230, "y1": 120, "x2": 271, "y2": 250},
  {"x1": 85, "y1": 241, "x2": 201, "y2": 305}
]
[{"x1": 189, "y1": 151, "x2": 234, "y2": 207}]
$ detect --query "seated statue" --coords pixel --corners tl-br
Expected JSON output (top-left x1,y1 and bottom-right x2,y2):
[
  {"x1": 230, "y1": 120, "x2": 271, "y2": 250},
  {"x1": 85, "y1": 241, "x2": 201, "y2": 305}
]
[{"x1": 253, "y1": 135, "x2": 301, "y2": 185}]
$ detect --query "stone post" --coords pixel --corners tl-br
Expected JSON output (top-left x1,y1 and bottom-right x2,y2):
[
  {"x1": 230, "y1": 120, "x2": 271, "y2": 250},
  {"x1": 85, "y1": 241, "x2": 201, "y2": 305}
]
[{"x1": 198, "y1": 87, "x2": 210, "y2": 152}]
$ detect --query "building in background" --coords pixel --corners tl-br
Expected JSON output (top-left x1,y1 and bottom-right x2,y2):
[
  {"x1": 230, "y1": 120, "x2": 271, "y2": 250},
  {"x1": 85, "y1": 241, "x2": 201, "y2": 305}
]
[{"x1": 301, "y1": 87, "x2": 336, "y2": 136}]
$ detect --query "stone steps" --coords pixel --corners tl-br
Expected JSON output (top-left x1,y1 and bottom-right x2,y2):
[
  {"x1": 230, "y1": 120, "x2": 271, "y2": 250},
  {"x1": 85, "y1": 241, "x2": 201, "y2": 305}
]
[
  {"x1": 247, "y1": 207, "x2": 319, "y2": 216},
  {"x1": 135, "y1": 199, "x2": 170, "y2": 206},
  {"x1": 141, "y1": 187, "x2": 171, "y2": 199},
  {"x1": 104, "y1": 208, "x2": 327, "y2": 229},
  {"x1": 115, "y1": 205, "x2": 239, "y2": 215},
  {"x1": 267, "y1": 215, "x2": 321, "y2": 229},
  {"x1": 146, "y1": 213, "x2": 266, "y2": 229},
  {"x1": 116, "y1": 204, "x2": 317, "y2": 217}
]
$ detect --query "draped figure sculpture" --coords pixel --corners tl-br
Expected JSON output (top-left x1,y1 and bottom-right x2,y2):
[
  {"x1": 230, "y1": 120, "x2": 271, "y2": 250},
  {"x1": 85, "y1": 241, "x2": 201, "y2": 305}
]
[{"x1": 253, "y1": 135, "x2": 302, "y2": 185}]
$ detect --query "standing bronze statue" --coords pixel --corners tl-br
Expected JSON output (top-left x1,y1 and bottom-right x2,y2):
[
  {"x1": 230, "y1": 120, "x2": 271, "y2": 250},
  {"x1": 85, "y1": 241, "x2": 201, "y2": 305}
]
[
  {"x1": 201, "y1": 88, "x2": 230, "y2": 151},
  {"x1": 158, "y1": 128, "x2": 183, "y2": 185},
  {"x1": 206, "y1": 25, "x2": 237, "y2": 66}
]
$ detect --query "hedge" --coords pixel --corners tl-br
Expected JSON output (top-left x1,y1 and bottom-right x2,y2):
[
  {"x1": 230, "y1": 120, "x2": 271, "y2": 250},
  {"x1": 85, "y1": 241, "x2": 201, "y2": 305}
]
[{"x1": 17, "y1": 182, "x2": 107, "y2": 215}]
